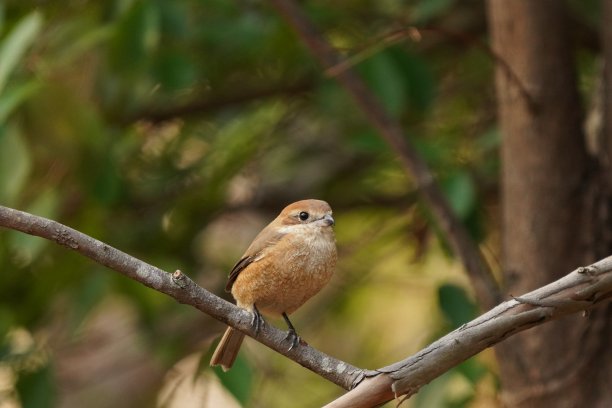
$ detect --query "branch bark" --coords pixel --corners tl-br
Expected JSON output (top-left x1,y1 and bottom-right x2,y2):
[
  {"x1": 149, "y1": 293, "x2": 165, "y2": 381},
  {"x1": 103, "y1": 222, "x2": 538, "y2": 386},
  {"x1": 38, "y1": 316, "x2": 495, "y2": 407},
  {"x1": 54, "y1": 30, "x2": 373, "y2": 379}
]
[
  {"x1": 325, "y1": 261, "x2": 612, "y2": 407},
  {"x1": 2, "y1": 205, "x2": 611, "y2": 407},
  {"x1": 268, "y1": 0, "x2": 501, "y2": 310},
  {"x1": 0, "y1": 205, "x2": 363, "y2": 391}
]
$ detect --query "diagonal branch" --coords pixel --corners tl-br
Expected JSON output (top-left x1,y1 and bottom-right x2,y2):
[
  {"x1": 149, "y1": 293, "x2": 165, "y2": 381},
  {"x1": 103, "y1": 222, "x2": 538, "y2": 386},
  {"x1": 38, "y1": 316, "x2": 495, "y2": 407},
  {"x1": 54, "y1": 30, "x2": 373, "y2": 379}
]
[
  {"x1": 0, "y1": 205, "x2": 364, "y2": 391},
  {"x1": 268, "y1": 0, "x2": 501, "y2": 310},
  {"x1": 2, "y1": 206, "x2": 611, "y2": 406},
  {"x1": 325, "y1": 261, "x2": 612, "y2": 407}
]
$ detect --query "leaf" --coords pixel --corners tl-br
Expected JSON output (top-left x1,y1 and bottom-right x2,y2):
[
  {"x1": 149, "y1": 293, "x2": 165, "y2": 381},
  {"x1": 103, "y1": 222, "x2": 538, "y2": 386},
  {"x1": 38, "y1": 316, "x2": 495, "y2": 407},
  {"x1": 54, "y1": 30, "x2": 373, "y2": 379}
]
[
  {"x1": 350, "y1": 130, "x2": 388, "y2": 153},
  {"x1": 358, "y1": 51, "x2": 407, "y2": 117},
  {"x1": 438, "y1": 283, "x2": 477, "y2": 329},
  {"x1": 413, "y1": 0, "x2": 455, "y2": 23},
  {"x1": 0, "y1": 80, "x2": 41, "y2": 122},
  {"x1": 68, "y1": 270, "x2": 109, "y2": 329},
  {"x1": 0, "y1": 306, "x2": 13, "y2": 344},
  {"x1": 414, "y1": 371, "x2": 452, "y2": 407},
  {"x1": 199, "y1": 335, "x2": 253, "y2": 405},
  {"x1": 91, "y1": 152, "x2": 123, "y2": 205},
  {"x1": 196, "y1": 103, "x2": 286, "y2": 202},
  {"x1": 0, "y1": 125, "x2": 31, "y2": 205},
  {"x1": 441, "y1": 171, "x2": 476, "y2": 220},
  {"x1": 109, "y1": 1, "x2": 160, "y2": 73},
  {"x1": 456, "y1": 358, "x2": 487, "y2": 385},
  {"x1": 388, "y1": 49, "x2": 435, "y2": 112},
  {"x1": 47, "y1": 25, "x2": 113, "y2": 69},
  {"x1": 213, "y1": 353, "x2": 253, "y2": 404},
  {"x1": 0, "y1": 11, "x2": 43, "y2": 95},
  {"x1": 153, "y1": 51, "x2": 196, "y2": 90},
  {"x1": 16, "y1": 363, "x2": 56, "y2": 408}
]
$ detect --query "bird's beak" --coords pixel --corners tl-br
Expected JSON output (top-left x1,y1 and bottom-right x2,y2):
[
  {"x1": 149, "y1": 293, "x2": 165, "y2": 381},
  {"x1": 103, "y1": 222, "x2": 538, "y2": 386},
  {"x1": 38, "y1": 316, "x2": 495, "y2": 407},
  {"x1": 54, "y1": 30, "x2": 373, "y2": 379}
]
[{"x1": 323, "y1": 214, "x2": 335, "y2": 226}]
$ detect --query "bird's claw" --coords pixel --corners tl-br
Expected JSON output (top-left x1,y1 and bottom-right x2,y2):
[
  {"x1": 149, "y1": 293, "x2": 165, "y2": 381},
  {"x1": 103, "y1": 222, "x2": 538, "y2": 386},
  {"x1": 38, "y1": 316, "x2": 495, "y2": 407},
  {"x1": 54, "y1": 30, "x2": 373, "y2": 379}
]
[
  {"x1": 251, "y1": 305, "x2": 265, "y2": 336},
  {"x1": 285, "y1": 328, "x2": 301, "y2": 351}
]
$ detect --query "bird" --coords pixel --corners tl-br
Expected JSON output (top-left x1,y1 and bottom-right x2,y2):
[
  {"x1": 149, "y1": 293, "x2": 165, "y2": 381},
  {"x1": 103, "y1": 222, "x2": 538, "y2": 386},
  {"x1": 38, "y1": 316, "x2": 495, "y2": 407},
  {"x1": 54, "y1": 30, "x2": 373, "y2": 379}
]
[{"x1": 210, "y1": 199, "x2": 337, "y2": 371}]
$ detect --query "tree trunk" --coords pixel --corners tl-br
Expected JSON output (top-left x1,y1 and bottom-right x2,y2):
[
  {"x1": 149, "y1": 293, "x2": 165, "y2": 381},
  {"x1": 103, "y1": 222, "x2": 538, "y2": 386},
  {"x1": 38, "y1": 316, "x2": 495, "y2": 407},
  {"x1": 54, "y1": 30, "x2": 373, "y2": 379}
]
[{"x1": 487, "y1": 0, "x2": 612, "y2": 406}]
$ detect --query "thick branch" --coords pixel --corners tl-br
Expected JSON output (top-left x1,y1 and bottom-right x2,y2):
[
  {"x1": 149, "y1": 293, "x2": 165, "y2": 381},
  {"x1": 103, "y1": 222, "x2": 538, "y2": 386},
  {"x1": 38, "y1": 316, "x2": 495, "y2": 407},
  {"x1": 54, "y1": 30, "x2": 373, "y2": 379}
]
[
  {"x1": 325, "y1": 261, "x2": 612, "y2": 407},
  {"x1": 268, "y1": 0, "x2": 500, "y2": 310},
  {"x1": 0, "y1": 205, "x2": 363, "y2": 390}
]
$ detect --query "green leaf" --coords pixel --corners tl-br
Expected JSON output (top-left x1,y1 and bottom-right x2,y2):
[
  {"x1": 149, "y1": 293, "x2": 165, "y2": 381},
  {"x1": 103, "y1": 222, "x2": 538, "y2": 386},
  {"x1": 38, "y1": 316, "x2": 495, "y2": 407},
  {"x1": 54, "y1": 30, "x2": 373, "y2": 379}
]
[
  {"x1": 350, "y1": 130, "x2": 388, "y2": 153},
  {"x1": 477, "y1": 126, "x2": 501, "y2": 152},
  {"x1": 153, "y1": 51, "x2": 196, "y2": 90},
  {"x1": 413, "y1": 0, "x2": 454, "y2": 23},
  {"x1": 0, "y1": 307, "x2": 13, "y2": 343},
  {"x1": 0, "y1": 3, "x2": 5, "y2": 33},
  {"x1": 0, "y1": 125, "x2": 31, "y2": 204},
  {"x1": 47, "y1": 25, "x2": 113, "y2": 69},
  {"x1": 358, "y1": 51, "x2": 407, "y2": 117},
  {"x1": 438, "y1": 283, "x2": 477, "y2": 329},
  {"x1": 16, "y1": 363, "x2": 56, "y2": 408},
  {"x1": 213, "y1": 353, "x2": 253, "y2": 404},
  {"x1": 414, "y1": 371, "x2": 453, "y2": 407},
  {"x1": 0, "y1": 80, "x2": 41, "y2": 122},
  {"x1": 456, "y1": 358, "x2": 487, "y2": 384},
  {"x1": 109, "y1": 1, "x2": 160, "y2": 73},
  {"x1": 0, "y1": 11, "x2": 43, "y2": 95},
  {"x1": 194, "y1": 103, "x2": 286, "y2": 204},
  {"x1": 91, "y1": 152, "x2": 123, "y2": 204},
  {"x1": 388, "y1": 49, "x2": 435, "y2": 112},
  {"x1": 69, "y1": 270, "x2": 109, "y2": 329},
  {"x1": 441, "y1": 171, "x2": 476, "y2": 220}
]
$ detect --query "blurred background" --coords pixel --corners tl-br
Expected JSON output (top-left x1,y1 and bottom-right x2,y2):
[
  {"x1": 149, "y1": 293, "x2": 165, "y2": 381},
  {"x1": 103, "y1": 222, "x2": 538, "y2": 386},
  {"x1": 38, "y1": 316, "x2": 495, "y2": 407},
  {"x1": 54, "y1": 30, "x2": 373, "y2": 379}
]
[{"x1": 0, "y1": 0, "x2": 602, "y2": 407}]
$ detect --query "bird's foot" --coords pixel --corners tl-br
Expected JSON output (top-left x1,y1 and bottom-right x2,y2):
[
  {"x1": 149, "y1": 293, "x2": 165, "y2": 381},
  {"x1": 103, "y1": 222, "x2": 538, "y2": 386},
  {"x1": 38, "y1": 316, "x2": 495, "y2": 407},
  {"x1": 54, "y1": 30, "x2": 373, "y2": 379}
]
[
  {"x1": 251, "y1": 304, "x2": 265, "y2": 336},
  {"x1": 281, "y1": 312, "x2": 301, "y2": 351},
  {"x1": 284, "y1": 328, "x2": 301, "y2": 351}
]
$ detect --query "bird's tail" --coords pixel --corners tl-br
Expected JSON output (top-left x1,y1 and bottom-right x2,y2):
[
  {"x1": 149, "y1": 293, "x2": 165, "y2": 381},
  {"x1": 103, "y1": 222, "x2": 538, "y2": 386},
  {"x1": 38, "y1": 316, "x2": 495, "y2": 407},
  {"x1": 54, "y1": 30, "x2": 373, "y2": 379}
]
[{"x1": 210, "y1": 327, "x2": 245, "y2": 371}]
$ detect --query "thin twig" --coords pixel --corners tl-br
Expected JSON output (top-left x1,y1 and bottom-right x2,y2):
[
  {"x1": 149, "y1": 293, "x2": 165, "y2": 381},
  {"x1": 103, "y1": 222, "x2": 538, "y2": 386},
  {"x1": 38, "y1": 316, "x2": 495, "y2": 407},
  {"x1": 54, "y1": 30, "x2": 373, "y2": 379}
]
[
  {"x1": 325, "y1": 26, "x2": 537, "y2": 112},
  {"x1": 123, "y1": 78, "x2": 315, "y2": 124},
  {"x1": 268, "y1": 0, "x2": 501, "y2": 310},
  {"x1": 0, "y1": 205, "x2": 363, "y2": 390}
]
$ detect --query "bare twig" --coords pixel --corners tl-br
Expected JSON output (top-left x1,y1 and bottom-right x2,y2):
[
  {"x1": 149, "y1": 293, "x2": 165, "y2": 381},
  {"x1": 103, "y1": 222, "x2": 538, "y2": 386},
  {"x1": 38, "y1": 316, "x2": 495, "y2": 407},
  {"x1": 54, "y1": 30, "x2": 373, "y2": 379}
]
[
  {"x1": 325, "y1": 25, "x2": 537, "y2": 112},
  {"x1": 268, "y1": 0, "x2": 501, "y2": 310},
  {"x1": 124, "y1": 78, "x2": 315, "y2": 124},
  {"x1": 0, "y1": 205, "x2": 363, "y2": 390},
  {"x1": 325, "y1": 259, "x2": 612, "y2": 407}
]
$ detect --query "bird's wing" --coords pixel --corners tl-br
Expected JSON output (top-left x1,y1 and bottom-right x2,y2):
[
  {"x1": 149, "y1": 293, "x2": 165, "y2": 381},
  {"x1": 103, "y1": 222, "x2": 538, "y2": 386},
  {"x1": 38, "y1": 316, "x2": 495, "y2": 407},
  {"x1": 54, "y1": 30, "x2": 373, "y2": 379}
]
[{"x1": 225, "y1": 225, "x2": 287, "y2": 292}]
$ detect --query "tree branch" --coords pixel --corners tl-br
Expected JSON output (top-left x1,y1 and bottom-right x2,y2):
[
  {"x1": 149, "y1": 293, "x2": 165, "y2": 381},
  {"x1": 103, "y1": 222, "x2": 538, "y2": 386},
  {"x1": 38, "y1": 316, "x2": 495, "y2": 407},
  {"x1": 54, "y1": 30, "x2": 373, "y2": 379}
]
[
  {"x1": 2, "y1": 206, "x2": 611, "y2": 406},
  {"x1": 0, "y1": 205, "x2": 363, "y2": 391},
  {"x1": 325, "y1": 262, "x2": 612, "y2": 407},
  {"x1": 268, "y1": 0, "x2": 501, "y2": 310},
  {"x1": 123, "y1": 78, "x2": 315, "y2": 124}
]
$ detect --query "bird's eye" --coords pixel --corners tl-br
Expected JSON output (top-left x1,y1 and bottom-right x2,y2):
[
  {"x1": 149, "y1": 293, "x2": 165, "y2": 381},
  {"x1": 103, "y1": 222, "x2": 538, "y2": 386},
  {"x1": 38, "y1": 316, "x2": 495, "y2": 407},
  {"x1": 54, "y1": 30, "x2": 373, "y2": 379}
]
[{"x1": 298, "y1": 211, "x2": 309, "y2": 221}]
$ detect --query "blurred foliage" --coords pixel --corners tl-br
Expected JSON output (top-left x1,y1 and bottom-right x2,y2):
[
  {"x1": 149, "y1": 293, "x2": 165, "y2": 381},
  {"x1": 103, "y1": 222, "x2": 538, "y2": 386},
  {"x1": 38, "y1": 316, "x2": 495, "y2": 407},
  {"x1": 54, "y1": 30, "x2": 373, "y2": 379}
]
[{"x1": 0, "y1": 0, "x2": 601, "y2": 407}]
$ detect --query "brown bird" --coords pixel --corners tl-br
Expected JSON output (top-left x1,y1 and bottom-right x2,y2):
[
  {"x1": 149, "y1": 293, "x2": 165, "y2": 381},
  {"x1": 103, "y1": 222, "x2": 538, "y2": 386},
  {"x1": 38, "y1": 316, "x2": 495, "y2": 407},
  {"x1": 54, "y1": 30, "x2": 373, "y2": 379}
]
[{"x1": 210, "y1": 199, "x2": 337, "y2": 371}]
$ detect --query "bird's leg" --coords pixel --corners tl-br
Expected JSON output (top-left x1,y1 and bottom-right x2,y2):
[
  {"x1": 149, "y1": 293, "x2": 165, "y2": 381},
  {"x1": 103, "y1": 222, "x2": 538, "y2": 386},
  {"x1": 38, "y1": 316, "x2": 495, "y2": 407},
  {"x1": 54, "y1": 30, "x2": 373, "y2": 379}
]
[
  {"x1": 282, "y1": 312, "x2": 301, "y2": 351},
  {"x1": 251, "y1": 304, "x2": 265, "y2": 336}
]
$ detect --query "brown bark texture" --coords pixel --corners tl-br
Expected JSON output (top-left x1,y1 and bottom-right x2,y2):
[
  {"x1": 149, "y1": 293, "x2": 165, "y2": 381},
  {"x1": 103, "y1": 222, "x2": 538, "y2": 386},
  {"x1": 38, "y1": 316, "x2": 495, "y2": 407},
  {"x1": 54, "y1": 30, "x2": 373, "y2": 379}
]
[{"x1": 487, "y1": 1, "x2": 612, "y2": 407}]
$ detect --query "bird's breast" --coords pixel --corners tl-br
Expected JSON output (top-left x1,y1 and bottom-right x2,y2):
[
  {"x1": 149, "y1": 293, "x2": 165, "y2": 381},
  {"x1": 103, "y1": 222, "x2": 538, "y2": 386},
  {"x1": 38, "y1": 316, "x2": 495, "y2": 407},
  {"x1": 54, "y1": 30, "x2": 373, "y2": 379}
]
[{"x1": 232, "y1": 228, "x2": 337, "y2": 315}]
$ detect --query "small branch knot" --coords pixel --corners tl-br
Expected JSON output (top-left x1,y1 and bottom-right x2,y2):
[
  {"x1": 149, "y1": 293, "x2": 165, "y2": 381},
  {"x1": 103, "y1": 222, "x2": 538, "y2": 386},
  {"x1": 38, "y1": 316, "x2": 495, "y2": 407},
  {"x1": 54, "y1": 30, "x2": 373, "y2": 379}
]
[
  {"x1": 172, "y1": 269, "x2": 188, "y2": 288},
  {"x1": 577, "y1": 265, "x2": 598, "y2": 275}
]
